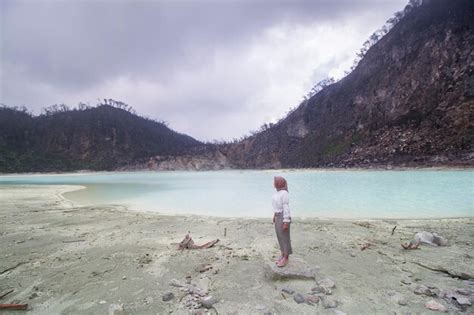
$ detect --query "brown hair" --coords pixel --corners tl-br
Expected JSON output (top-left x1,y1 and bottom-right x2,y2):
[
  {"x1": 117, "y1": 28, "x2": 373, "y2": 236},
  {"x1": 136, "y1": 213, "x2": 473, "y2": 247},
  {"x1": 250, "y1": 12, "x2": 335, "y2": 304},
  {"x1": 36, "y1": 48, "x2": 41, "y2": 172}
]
[{"x1": 274, "y1": 176, "x2": 288, "y2": 192}]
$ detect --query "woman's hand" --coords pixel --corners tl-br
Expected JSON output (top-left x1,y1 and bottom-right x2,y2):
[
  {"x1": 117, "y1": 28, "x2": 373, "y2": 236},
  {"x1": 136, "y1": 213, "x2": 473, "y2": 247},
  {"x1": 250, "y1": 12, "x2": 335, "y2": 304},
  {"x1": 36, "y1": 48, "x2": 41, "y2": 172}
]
[{"x1": 283, "y1": 222, "x2": 289, "y2": 231}]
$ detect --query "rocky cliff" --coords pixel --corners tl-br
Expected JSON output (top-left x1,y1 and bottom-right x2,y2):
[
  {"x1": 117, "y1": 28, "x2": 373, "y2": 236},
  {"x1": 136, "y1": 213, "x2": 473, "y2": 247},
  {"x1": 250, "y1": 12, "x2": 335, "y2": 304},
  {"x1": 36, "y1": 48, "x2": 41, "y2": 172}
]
[{"x1": 219, "y1": 0, "x2": 473, "y2": 168}]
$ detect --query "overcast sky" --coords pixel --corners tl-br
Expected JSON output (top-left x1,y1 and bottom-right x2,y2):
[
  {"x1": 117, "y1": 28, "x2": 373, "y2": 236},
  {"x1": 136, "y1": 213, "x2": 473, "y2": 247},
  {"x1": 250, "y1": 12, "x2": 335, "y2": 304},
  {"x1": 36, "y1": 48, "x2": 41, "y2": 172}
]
[{"x1": 1, "y1": 0, "x2": 406, "y2": 141}]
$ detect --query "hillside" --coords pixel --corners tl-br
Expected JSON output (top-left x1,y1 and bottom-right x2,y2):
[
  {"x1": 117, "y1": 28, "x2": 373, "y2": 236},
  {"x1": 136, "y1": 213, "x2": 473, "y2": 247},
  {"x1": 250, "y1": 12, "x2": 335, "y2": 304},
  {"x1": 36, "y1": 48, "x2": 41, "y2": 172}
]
[
  {"x1": 218, "y1": 0, "x2": 473, "y2": 168},
  {"x1": 0, "y1": 105, "x2": 201, "y2": 172}
]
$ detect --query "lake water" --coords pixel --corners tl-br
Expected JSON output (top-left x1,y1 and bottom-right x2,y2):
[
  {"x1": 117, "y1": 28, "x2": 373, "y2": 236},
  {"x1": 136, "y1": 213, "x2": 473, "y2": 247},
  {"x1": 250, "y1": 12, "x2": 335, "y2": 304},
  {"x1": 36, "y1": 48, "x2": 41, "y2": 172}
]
[{"x1": 0, "y1": 170, "x2": 472, "y2": 219}]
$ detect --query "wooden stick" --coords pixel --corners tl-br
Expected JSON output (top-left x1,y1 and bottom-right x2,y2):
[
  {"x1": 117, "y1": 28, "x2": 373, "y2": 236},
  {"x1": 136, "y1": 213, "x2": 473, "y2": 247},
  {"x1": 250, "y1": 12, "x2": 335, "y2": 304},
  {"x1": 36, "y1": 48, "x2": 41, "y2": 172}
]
[
  {"x1": 0, "y1": 303, "x2": 28, "y2": 310},
  {"x1": 391, "y1": 226, "x2": 397, "y2": 235}
]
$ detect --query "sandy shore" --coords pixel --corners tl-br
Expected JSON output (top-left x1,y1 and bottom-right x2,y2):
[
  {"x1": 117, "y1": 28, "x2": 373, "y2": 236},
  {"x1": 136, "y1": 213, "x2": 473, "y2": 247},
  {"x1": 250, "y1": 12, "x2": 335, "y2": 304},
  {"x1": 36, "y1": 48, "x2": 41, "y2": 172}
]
[{"x1": 0, "y1": 185, "x2": 473, "y2": 314}]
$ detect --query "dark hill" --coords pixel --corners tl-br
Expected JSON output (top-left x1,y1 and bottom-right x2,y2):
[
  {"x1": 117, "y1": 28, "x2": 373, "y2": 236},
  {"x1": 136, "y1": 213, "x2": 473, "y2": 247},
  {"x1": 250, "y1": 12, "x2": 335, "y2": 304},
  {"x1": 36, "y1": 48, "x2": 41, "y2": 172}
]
[
  {"x1": 220, "y1": 0, "x2": 473, "y2": 168},
  {"x1": 0, "y1": 105, "x2": 201, "y2": 172}
]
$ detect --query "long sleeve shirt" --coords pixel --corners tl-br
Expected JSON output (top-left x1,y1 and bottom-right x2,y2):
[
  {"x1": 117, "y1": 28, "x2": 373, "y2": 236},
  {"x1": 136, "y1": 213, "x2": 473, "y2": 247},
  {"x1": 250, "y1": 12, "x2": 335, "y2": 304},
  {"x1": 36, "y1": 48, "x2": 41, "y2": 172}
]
[{"x1": 272, "y1": 190, "x2": 291, "y2": 223}]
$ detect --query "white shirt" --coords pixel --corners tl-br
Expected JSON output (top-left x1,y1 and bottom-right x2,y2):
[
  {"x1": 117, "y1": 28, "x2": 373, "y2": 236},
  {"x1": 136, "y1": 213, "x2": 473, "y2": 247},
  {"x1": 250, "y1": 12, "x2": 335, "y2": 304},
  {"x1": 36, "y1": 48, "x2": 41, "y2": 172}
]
[{"x1": 272, "y1": 190, "x2": 291, "y2": 223}]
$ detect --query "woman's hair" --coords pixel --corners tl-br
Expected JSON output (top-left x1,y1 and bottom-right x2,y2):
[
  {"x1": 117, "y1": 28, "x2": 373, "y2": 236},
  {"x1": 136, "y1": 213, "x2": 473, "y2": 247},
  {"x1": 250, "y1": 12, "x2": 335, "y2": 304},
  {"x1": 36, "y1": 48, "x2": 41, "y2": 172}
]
[{"x1": 274, "y1": 176, "x2": 288, "y2": 192}]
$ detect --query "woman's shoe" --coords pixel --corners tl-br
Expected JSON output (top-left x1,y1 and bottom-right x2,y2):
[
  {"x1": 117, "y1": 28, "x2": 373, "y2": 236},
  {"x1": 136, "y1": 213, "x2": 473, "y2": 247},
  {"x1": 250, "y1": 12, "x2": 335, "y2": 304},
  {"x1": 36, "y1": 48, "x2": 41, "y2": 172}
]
[{"x1": 276, "y1": 257, "x2": 288, "y2": 267}]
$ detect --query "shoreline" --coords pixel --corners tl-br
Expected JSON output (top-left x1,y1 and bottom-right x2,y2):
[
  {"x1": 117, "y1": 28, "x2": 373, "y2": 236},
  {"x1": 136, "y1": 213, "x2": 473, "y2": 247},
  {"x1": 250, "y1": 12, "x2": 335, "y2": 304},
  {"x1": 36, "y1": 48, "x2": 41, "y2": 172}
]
[
  {"x1": 1, "y1": 185, "x2": 473, "y2": 314},
  {"x1": 0, "y1": 164, "x2": 473, "y2": 176}
]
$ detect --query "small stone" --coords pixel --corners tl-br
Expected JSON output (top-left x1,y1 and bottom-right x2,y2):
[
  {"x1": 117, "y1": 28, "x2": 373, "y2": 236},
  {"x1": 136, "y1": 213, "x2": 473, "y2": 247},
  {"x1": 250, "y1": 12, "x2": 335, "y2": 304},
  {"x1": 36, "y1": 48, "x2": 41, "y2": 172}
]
[
  {"x1": 122, "y1": 276, "x2": 127, "y2": 280},
  {"x1": 201, "y1": 296, "x2": 217, "y2": 309},
  {"x1": 350, "y1": 252, "x2": 356, "y2": 257},
  {"x1": 318, "y1": 278, "x2": 336, "y2": 289},
  {"x1": 453, "y1": 296, "x2": 471, "y2": 307},
  {"x1": 424, "y1": 299, "x2": 447, "y2": 312},
  {"x1": 333, "y1": 310, "x2": 347, "y2": 315},
  {"x1": 162, "y1": 292, "x2": 174, "y2": 302},
  {"x1": 397, "y1": 297, "x2": 408, "y2": 306},
  {"x1": 305, "y1": 295, "x2": 320, "y2": 305},
  {"x1": 169, "y1": 279, "x2": 184, "y2": 287},
  {"x1": 312, "y1": 285, "x2": 331, "y2": 295},
  {"x1": 414, "y1": 285, "x2": 436, "y2": 297},
  {"x1": 323, "y1": 297, "x2": 338, "y2": 309},
  {"x1": 281, "y1": 287, "x2": 294, "y2": 295},
  {"x1": 401, "y1": 279, "x2": 411, "y2": 285},
  {"x1": 99, "y1": 300, "x2": 107, "y2": 304},
  {"x1": 293, "y1": 293, "x2": 305, "y2": 304},
  {"x1": 456, "y1": 288, "x2": 471, "y2": 296},
  {"x1": 108, "y1": 304, "x2": 124, "y2": 315}
]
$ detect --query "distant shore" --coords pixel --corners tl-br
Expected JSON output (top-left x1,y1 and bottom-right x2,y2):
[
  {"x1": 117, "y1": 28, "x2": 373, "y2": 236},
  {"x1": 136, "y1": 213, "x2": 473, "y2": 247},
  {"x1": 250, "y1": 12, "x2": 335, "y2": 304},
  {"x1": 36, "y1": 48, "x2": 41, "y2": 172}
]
[
  {"x1": 1, "y1": 164, "x2": 473, "y2": 176},
  {"x1": 1, "y1": 184, "x2": 473, "y2": 314}
]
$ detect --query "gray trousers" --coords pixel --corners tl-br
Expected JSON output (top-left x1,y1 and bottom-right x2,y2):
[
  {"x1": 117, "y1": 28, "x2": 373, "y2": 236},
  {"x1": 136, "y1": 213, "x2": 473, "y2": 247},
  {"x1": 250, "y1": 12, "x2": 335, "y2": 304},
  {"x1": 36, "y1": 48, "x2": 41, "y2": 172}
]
[{"x1": 274, "y1": 213, "x2": 292, "y2": 256}]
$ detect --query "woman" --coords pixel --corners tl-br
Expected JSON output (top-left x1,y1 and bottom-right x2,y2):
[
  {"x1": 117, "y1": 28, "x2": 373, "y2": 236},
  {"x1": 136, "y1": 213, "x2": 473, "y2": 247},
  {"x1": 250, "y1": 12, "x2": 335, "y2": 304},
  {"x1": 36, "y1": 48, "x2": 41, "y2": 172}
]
[{"x1": 272, "y1": 176, "x2": 292, "y2": 267}]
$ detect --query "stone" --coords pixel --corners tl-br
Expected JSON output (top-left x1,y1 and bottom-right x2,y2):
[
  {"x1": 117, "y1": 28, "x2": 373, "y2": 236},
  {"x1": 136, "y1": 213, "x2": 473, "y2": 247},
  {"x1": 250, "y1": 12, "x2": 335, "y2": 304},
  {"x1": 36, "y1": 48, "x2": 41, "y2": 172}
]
[
  {"x1": 201, "y1": 296, "x2": 217, "y2": 309},
  {"x1": 318, "y1": 278, "x2": 336, "y2": 289},
  {"x1": 333, "y1": 310, "x2": 347, "y2": 315},
  {"x1": 323, "y1": 297, "x2": 338, "y2": 309},
  {"x1": 424, "y1": 300, "x2": 447, "y2": 312},
  {"x1": 264, "y1": 257, "x2": 316, "y2": 280},
  {"x1": 414, "y1": 285, "x2": 436, "y2": 297},
  {"x1": 108, "y1": 304, "x2": 124, "y2": 315},
  {"x1": 456, "y1": 288, "x2": 471, "y2": 296},
  {"x1": 305, "y1": 295, "x2": 320, "y2": 305},
  {"x1": 281, "y1": 287, "x2": 294, "y2": 295},
  {"x1": 162, "y1": 292, "x2": 174, "y2": 302},
  {"x1": 293, "y1": 293, "x2": 305, "y2": 304},
  {"x1": 169, "y1": 279, "x2": 184, "y2": 287},
  {"x1": 453, "y1": 296, "x2": 471, "y2": 307},
  {"x1": 401, "y1": 279, "x2": 411, "y2": 285},
  {"x1": 397, "y1": 297, "x2": 408, "y2": 306}
]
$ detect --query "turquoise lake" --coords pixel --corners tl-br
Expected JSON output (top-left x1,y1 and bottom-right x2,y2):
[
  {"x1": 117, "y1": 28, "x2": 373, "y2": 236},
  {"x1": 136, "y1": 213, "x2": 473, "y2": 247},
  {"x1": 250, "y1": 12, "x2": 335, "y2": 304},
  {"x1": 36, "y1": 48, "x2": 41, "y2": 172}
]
[{"x1": 0, "y1": 170, "x2": 472, "y2": 219}]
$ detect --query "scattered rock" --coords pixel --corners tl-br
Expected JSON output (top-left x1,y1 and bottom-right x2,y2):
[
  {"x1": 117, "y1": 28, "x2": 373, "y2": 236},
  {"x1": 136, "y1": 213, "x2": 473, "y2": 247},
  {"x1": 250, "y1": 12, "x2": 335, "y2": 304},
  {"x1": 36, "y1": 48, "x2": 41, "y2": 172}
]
[
  {"x1": 312, "y1": 286, "x2": 332, "y2": 295},
  {"x1": 162, "y1": 292, "x2": 175, "y2": 302},
  {"x1": 333, "y1": 310, "x2": 347, "y2": 315},
  {"x1": 293, "y1": 293, "x2": 305, "y2": 304},
  {"x1": 350, "y1": 252, "x2": 356, "y2": 257},
  {"x1": 169, "y1": 279, "x2": 184, "y2": 287},
  {"x1": 456, "y1": 288, "x2": 471, "y2": 296},
  {"x1": 281, "y1": 287, "x2": 294, "y2": 295},
  {"x1": 99, "y1": 300, "x2": 107, "y2": 305},
  {"x1": 201, "y1": 296, "x2": 217, "y2": 309},
  {"x1": 453, "y1": 296, "x2": 471, "y2": 307},
  {"x1": 414, "y1": 285, "x2": 437, "y2": 297},
  {"x1": 424, "y1": 299, "x2": 447, "y2": 312},
  {"x1": 401, "y1": 279, "x2": 411, "y2": 285},
  {"x1": 196, "y1": 264, "x2": 213, "y2": 273},
  {"x1": 121, "y1": 276, "x2": 127, "y2": 280},
  {"x1": 318, "y1": 278, "x2": 336, "y2": 289},
  {"x1": 305, "y1": 295, "x2": 320, "y2": 305},
  {"x1": 397, "y1": 296, "x2": 408, "y2": 306},
  {"x1": 322, "y1": 297, "x2": 338, "y2": 309},
  {"x1": 108, "y1": 304, "x2": 124, "y2": 315}
]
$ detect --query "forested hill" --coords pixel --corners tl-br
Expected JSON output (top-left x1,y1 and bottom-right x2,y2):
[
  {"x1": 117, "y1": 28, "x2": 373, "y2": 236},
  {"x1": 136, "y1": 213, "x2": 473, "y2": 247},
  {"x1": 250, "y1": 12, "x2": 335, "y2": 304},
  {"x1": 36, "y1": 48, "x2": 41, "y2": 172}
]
[
  {"x1": 219, "y1": 0, "x2": 474, "y2": 168},
  {"x1": 0, "y1": 104, "x2": 201, "y2": 172}
]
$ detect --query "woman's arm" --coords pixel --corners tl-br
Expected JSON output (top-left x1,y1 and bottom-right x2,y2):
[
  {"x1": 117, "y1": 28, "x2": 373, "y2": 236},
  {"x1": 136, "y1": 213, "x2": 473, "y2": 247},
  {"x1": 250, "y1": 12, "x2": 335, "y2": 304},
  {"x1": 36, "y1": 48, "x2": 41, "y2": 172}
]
[{"x1": 281, "y1": 191, "x2": 291, "y2": 223}]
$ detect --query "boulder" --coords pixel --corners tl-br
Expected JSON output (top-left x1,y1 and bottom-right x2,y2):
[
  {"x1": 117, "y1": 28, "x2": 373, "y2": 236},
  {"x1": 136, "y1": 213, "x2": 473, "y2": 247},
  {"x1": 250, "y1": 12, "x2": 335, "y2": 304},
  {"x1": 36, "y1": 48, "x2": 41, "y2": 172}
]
[{"x1": 264, "y1": 257, "x2": 316, "y2": 280}]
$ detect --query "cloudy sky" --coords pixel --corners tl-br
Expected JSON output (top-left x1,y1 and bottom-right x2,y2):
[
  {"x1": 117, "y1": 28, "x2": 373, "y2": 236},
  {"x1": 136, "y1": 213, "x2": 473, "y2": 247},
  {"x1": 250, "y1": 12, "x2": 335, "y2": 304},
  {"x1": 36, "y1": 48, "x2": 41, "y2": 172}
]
[{"x1": 1, "y1": 0, "x2": 406, "y2": 141}]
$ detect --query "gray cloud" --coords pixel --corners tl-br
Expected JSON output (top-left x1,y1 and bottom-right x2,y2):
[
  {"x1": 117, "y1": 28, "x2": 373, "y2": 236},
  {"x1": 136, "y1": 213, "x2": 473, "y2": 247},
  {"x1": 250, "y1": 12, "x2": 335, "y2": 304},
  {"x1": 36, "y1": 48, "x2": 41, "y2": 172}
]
[{"x1": 1, "y1": 0, "x2": 407, "y2": 141}]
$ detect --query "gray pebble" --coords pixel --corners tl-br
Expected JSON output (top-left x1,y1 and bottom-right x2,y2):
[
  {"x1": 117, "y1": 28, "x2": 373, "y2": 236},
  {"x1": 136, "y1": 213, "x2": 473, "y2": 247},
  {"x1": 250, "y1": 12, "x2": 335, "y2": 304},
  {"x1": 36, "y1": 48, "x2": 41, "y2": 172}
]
[
  {"x1": 162, "y1": 292, "x2": 174, "y2": 302},
  {"x1": 281, "y1": 287, "x2": 294, "y2": 295},
  {"x1": 456, "y1": 288, "x2": 471, "y2": 296},
  {"x1": 293, "y1": 293, "x2": 305, "y2": 304},
  {"x1": 323, "y1": 297, "x2": 338, "y2": 309},
  {"x1": 201, "y1": 296, "x2": 218, "y2": 309}
]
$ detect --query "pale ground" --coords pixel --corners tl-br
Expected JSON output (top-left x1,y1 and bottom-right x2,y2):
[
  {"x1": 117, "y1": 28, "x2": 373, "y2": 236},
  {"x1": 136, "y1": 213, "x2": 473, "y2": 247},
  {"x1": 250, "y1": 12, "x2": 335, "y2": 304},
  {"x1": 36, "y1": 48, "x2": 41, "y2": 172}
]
[{"x1": 0, "y1": 185, "x2": 473, "y2": 315}]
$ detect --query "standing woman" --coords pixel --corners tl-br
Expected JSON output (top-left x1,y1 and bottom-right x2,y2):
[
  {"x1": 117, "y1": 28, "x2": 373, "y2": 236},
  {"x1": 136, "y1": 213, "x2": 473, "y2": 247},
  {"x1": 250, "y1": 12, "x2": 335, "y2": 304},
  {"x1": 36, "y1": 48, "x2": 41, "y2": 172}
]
[{"x1": 272, "y1": 176, "x2": 292, "y2": 267}]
